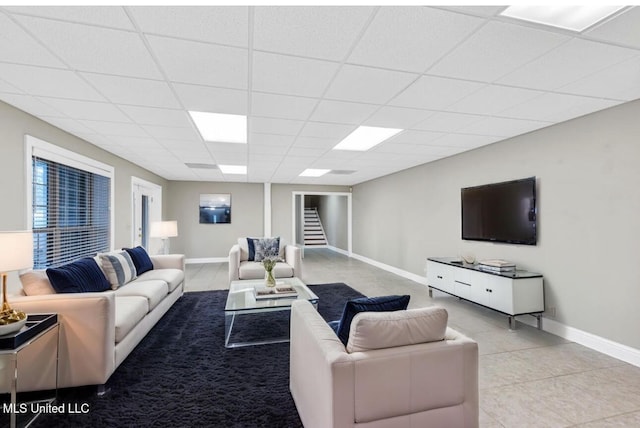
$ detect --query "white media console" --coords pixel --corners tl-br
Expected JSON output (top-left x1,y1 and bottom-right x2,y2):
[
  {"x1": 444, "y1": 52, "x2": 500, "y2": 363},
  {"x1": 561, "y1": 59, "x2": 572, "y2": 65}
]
[{"x1": 427, "y1": 257, "x2": 544, "y2": 329}]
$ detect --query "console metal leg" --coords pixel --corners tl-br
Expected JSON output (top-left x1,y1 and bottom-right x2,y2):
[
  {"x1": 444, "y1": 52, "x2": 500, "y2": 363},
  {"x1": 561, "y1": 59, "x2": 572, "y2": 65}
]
[
  {"x1": 97, "y1": 384, "x2": 110, "y2": 396},
  {"x1": 428, "y1": 287, "x2": 433, "y2": 298},
  {"x1": 534, "y1": 314, "x2": 543, "y2": 330},
  {"x1": 508, "y1": 315, "x2": 517, "y2": 330}
]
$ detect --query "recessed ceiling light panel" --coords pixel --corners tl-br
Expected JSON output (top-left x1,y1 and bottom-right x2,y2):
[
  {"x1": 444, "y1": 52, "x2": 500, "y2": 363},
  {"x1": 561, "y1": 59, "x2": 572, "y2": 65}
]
[
  {"x1": 500, "y1": 5, "x2": 626, "y2": 32},
  {"x1": 189, "y1": 111, "x2": 247, "y2": 144},
  {"x1": 299, "y1": 168, "x2": 331, "y2": 177},
  {"x1": 333, "y1": 126, "x2": 403, "y2": 151},
  {"x1": 219, "y1": 164, "x2": 247, "y2": 174}
]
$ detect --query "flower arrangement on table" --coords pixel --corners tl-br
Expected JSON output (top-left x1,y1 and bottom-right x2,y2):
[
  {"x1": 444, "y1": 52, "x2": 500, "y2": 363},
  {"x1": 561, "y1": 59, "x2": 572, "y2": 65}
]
[{"x1": 254, "y1": 237, "x2": 282, "y2": 287}]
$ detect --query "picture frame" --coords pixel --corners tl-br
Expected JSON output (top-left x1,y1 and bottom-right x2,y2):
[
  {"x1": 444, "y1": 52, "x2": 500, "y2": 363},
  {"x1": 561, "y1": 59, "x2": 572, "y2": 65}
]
[{"x1": 199, "y1": 193, "x2": 231, "y2": 224}]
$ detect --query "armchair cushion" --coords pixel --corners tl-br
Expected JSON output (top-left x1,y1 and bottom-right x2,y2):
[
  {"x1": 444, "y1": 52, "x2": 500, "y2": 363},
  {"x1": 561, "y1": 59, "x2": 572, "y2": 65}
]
[
  {"x1": 237, "y1": 237, "x2": 286, "y2": 262},
  {"x1": 332, "y1": 295, "x2": 410, "y2": 346},
  {"x1": 346, "y1": 306, "x2": 448, "y2": 353}
]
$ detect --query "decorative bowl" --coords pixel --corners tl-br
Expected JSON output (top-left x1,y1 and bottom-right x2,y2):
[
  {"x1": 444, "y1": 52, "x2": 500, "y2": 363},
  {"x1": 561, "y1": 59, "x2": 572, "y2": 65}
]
[{"x1": 0, "y1": 317, "x2": 27, "y2": 336}]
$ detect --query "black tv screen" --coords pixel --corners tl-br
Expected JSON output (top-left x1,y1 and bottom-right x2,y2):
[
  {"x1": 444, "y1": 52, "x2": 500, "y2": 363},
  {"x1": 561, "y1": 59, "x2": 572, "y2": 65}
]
[{"x1": 461, "y1": 177, "x2": 537, "y2": 245}]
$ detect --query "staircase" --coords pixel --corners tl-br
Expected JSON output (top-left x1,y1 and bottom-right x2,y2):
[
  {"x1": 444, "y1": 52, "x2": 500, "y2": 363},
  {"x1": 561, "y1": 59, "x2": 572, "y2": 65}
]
[{"x1": 304, "y1": 208, "x2": 328, "y2": 246}]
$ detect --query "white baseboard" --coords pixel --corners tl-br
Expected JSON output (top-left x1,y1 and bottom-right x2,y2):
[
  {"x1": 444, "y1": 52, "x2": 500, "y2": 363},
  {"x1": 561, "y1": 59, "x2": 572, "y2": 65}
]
[
  {"x1": 347, "y1": 250, "x2": 640, "y2": 368},
  {"x1": 185, "y1": 257, "x2": 227, "y2": 264},
  {"x1": 326, "y1": 245, "x2": 350, "y2": 256},
  {"x1": 349, "y1": 252, "x2": 428, "y2": 286}
]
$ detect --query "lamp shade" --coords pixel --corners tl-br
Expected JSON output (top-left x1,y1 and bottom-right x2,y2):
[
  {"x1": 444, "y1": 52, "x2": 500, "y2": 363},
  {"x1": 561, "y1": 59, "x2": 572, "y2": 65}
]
[
  {"x1": 150, "y1": 221, "x2": 178, "y2": 239},
  {"x1": 0, "y1": 231, "x2": 33, "y2": 272}
]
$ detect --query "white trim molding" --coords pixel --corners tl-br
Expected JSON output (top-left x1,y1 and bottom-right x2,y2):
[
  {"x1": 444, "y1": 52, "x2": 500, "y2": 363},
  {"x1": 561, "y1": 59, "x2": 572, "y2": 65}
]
[
  {"x1": 350, "y1": 252, "x2": 428, "y2": 286},
  {"x1": 186, "y1": 257, "x2": 228, "y2": 264}
]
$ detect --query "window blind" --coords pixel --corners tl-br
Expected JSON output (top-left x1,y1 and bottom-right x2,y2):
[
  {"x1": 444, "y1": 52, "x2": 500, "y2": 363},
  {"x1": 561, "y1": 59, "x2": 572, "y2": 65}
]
[{"x1": 32, "y1": 156, "x2": 111, "y2": 269}]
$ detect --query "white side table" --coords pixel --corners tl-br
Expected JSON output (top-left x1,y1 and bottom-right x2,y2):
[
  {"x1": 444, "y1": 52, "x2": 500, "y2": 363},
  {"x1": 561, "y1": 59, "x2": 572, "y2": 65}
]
[{"x1": 0, "y1": 314, "x2": 59, "y2": 428}]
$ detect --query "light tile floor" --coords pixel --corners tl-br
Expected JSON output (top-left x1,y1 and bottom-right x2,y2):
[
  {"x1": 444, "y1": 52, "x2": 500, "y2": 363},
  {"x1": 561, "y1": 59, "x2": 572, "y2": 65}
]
[{"x1": 184, "y1": 248, "x2": 640, "y2": 427}]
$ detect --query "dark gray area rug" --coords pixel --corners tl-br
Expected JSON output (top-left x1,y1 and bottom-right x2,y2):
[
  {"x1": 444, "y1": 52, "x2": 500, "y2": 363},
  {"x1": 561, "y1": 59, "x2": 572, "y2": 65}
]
[{"x1": 30, "y1": 283, "x2": 363, "y2": 428}]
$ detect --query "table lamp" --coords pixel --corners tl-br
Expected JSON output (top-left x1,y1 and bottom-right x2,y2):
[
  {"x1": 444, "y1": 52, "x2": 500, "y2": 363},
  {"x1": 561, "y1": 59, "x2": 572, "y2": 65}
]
[
  {"x1": 0, "y1": 230, "x2": 33, "y2": 312},
  {"x1": 150, "y1": 221, "x2": 178, "y2": 255}
]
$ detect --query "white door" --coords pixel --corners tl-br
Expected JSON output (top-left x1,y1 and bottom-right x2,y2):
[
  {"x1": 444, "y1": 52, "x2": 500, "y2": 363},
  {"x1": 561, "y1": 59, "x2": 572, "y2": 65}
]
[{"x1": 132, "y1": 177, "x2": 162, "y2": 253}]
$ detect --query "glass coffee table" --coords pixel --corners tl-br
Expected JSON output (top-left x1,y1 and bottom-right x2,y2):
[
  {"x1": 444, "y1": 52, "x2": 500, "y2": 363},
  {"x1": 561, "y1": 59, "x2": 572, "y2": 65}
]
[{"x1": 224, "y1": 277, "x2": 318, "y2": 348}]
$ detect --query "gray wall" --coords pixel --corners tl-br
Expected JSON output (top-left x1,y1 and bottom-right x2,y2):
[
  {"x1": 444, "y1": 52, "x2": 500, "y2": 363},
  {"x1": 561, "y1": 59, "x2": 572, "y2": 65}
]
[
  {"x1": 165, "y1": 181, "x2": 264, "y2": 258},
  {"x1": 0, "y1": 101, "x2": 167, "y2": 247},
  {"x1": 353, "y1": 98, "x2": 640, "y2": 350},
  {"x1": 317, "y1": 195, "x2": 349, "y2": 251}
]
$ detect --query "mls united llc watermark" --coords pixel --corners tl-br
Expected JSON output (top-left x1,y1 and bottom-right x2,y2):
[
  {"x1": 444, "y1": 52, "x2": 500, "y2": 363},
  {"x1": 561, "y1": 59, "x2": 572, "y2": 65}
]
[{"x1": 3, "y1": 402, "x2": 90, "y2": 414}]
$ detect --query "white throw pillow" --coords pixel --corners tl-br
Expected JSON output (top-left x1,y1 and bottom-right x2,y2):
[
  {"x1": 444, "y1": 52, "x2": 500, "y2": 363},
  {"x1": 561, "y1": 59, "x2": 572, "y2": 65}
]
[
  {"x1": 346, "y1": 306, "x2": 448, "y2": 353},
  {"x1": 20, "y1": 270, "x2": 57, "y2": 295},
  {"x1": 99, "y1": 250, "x2": 137, "y2": 290}
]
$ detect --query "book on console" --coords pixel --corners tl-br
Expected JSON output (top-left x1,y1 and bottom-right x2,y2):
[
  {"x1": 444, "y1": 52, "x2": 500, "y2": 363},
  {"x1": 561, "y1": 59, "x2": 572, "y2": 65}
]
[
  {"x1": 254, "y1": 284, "x2": 298, "y2": 300},
  {"x1": 478, "y1": 265, "x2": 516, "y2": 273},
  {"x1": 478, "y1": 259, "x2": 516, "y2": 268}
]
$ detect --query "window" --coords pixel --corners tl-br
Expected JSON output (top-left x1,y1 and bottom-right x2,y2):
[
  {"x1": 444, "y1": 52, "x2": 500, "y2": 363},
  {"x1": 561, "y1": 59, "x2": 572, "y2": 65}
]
[{"x1": 27, "y1": 136, "x2": 114, "y2": 268}]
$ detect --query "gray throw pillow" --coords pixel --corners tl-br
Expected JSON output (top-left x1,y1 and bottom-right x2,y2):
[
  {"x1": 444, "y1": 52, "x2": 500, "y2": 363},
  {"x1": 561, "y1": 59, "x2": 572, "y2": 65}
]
[{"x1": 254, "y1": 237, "x2": 280, "y2": 262}]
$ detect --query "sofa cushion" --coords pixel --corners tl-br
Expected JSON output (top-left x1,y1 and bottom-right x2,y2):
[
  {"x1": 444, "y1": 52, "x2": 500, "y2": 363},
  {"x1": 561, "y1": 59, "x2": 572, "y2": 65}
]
[
  {"x1": 114, "y1": 296, "x2": 148, "y2": 343},
  {"x1": 20, "y1": 270, "x2": 56, "y2": 295},
  {"x1": 136, "y1": 269, "x2": 184, "y2": 292},
  {"x1": 114, "y1": 280, "x2": 168, "y2": 312},
  {"x1": 238, "y1": 261, "x2": 293, "y2": 280},
  {"x1": 99, "y1": 250, "x2": 137, "y2": 290},
  {"x1": 123, "y1": 246, "x2": 154, "y2": 275},
  {"x1": 46, "y1": 257, "x2": 111, "y2": 293},
  {"x1": 346, "y1": 306, "x2": 448, "y2": 353},
  {"x1": 253, "y1": 237, "x2": 281, "y2": 262},
  {"x1": 238, "y1": 237, "x2": 286, "y2": 262},
  {"x1": 333, "y1": 295, "x2": 410, "y2": 346}
]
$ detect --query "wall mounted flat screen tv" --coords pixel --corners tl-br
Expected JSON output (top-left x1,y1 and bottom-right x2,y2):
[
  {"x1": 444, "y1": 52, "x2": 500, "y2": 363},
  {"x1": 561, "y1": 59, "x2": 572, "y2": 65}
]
[{"x1": 461, "y1": 177, "x2": 537, "y2": 245}]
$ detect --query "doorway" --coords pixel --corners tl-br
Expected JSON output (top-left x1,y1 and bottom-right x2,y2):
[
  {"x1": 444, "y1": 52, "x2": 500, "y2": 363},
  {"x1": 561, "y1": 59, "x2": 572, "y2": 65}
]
[
  {"x1": 291, "y1": 191, "x2": 352, "y2": 256},
  {"x1": 132, "y1": 177, "x2": 162, "y2": 253}
]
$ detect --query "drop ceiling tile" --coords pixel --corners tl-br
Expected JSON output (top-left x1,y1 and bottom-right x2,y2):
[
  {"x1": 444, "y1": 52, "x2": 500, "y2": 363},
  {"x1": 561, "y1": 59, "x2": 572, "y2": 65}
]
[
  {"x1": 429, "y1": 21, "x2": 569, "y2": 82},
  {"x1": 389, "y1": 75, "x2": 485, "y2": 110},
  {"x1": 14, "y1": 15, "x2": 161, "y2": 79},
  {"x1": 585, "y1": 7, "x2": 640, "y2": 49},
  {"x1": 499, "y1": 93, "x2": 620, "y2": 122},
  {"x1": 41, "y1": 118, "x2": 97, "y2": 136},
  {"x1": 147, "y1": 35, "x2": 247, "y2": 89},
  {"x1": 0, "y1": 94, "x2": 65, "y2": 117},
  {"x1": 458, "y1": 117, "x2": 551, "y2": 137},
  {"x1": 299, "y1": 122, "x2": 354, "y2": 139},
  {"x1": 251, "y1": 92, "x2": 317, "y2": 120},
  {"x1": 77, "y1": 120, "x2": 149, "y2": 137},
  {"x1": 252, "y1": 52, "x2": 339, "y2": 98},
  {"x1": 108, "y1": 136, "x2": 158, "y2": 148},
  {"x1": 248, "y1": 153, "x2": 284, "y2": 164},
  {"x1": 498, "y1": 38, "x2": 639, "y2": 91},
  {"x1": 161, "y1": 139, "x2": 208, "y2": 152},
  {"x1": 5, "y1": 6, "x2": 135, "y2": 30},
  {"x1": 254, "y1": 6, "x2": 373, "y2": 60},
  {"x1": 0, "y1": 14, "x2": 65, "y2": 67},
  {"x1": 0, "y1": 80, "x2": 21, "y2": 94},
  {"x1": 212, "y1": 152, "x2": 247, "y2": 164},
  {"x1": 315, "y1": 150, "x2": 361, "y2": 161},
  {"x1": 309, "y1": 100, "x2": 379, "y2": 124},
  {"x1": 251, "y1": 144, "x2": 290, "y2": 156},
  {"x1": 249, "y1": 133, "x2": 295, "y2": 147},
  {"x1": 558, "y1": 56, "x2": 640, "y2": 101},
  {"x1": 441, "y1": 6, "x2": 506, "y2": 16},
  {"x1": 142, "y1": 125, "x2": 200, "y2": 140},
  {"x1": 287, "y1": 146, "x2": 328, "y2": 157},
  {"x1": 364, "y1": 106, "x2": 434, "y2": 129},
  {"x1": 447, "y1": 84, "x2": 544, "y2": 115},
  {"x1": 203, "y1": 142, "x2": 246, "y2": 157},
  {"x1": 38, "y1": 98, "x2": 130, "y2": 122},
  {"x1": 173, "y1": 83, "x2": 247, "y2": 115},
  {"x1": 325, "y1": 64, "x2": 418, "y2": 104},
  {"x1": 250, "y1": 117, "x2": 305, "y2": 136},
  {"x1": 81, "y1": 73, "x2": 181, "y2": 108},
  {"x1": 0, "y1": 63, "x2": 105, "y2": 101},
  {"x1": 348, "y1": 7, "x2": 484, "y2": 72},
  {"x1": 412, "y1": 111, "x2": 483, "y2": 133},
  {"x1": 430, "y1": 133, "x2": 501, "y2": 149},
  {"x1": 128, "y1": 6, "x2": 248, "y2": 47},
  {"x1": 119, "y1": 106, "x2": 192, "y2": 127}
]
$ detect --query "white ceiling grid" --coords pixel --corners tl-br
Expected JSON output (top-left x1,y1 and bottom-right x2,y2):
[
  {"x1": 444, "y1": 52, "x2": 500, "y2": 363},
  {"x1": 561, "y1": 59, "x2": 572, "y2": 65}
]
[{"x1": 0, "y1": 5, "x2": 638, "y2": 184}]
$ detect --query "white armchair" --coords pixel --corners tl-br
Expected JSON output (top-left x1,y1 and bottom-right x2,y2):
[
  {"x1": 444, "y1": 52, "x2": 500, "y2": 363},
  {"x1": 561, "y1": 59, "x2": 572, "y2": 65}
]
[
  {"x1": 290, "y1": 299, "x2": 479, "y2": 428},
  {"x1": 228, "y1": 237, "x2": 302, "y2": 283}
]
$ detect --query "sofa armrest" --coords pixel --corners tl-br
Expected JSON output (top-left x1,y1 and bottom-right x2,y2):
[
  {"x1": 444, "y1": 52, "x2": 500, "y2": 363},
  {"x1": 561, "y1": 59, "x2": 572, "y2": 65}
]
[
  {"x1": 229, "y1": 244, "x2": 241, "y2": 283},
  {"x1": 10, "y1": 292, "x2": 116, "y2": 389},
  {"x1": 285, "y1": 245, "x2": 303, "y2": 279},
  {"x1": 290, "y1": 300, "x2": 354, "y2": 428},
  {"x1": 150, "y1": 254, "x2": 185, "y2": 271}
]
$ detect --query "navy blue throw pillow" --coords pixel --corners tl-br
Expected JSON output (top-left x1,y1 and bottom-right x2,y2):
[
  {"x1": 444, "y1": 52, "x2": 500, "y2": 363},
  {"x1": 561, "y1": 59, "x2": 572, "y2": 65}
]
[
  {"x1": 46, "y1": 257, "x2": 111, "y2": 293},
  {"x1": 124, "y1": 246, "x2": 154, "y2": 275},
  {"x1": 247, "y1": 238, "x2": 257, "y2": 261},
  {"x1": 334, "y1": 295, "x2": 411, "y2": 346}
]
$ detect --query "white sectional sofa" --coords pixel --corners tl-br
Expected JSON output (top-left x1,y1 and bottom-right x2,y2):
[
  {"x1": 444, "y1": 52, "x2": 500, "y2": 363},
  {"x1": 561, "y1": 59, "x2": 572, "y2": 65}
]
[{"x1": 9, "y1": 254, "x2": 185, "y2": 392}]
